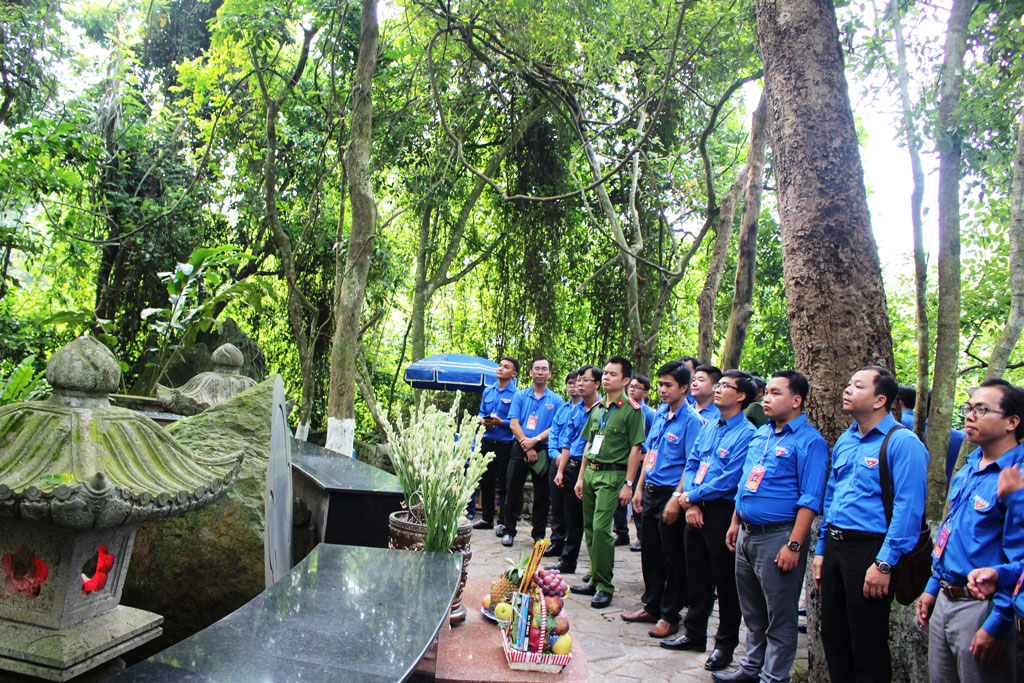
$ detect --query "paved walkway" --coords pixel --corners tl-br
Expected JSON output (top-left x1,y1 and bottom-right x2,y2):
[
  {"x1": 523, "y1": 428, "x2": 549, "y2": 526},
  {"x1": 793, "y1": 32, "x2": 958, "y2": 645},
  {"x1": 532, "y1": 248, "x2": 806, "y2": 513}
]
[{"x1": 466, "y1": 521, "x2": 809, "y2": 682}]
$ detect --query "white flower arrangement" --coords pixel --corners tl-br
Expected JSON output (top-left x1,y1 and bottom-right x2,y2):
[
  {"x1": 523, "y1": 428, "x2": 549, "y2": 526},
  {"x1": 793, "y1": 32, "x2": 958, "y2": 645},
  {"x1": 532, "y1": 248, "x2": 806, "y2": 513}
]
[{"x1": 383, "y1": 392, "x2": 494, "y2": 553}]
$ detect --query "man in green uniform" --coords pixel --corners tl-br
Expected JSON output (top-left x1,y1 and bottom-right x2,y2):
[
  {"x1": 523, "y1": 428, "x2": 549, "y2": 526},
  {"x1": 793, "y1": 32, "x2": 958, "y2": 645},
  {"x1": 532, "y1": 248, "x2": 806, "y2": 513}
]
[{"x1": 572, "y1": 355, "x2": 647, "y2": 608}]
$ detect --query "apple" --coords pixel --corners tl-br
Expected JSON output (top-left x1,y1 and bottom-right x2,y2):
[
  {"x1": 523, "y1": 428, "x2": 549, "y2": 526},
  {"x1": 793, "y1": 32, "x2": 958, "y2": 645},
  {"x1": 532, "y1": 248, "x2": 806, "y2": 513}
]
[
  {"x1": 551, "y1": 634, "x2": 571, "y2": 655},
  {"x1": 494, "y1": 602, "x2": 512, "y2": 621},
  {"x1": 552, "y1": 615, "x2": 569, "y2": 635},
  {"x1": 545, "y1": 595, "x2": 562, "y2": 616},
  {"x1": 482, "y1": 594, "x2": 491, "y2": 610}
]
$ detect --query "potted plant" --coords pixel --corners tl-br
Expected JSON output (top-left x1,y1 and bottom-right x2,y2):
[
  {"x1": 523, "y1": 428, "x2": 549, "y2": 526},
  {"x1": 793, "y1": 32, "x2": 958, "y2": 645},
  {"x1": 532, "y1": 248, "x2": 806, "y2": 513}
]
[{"x1": 383, "y1": 393, "x2": 493, "y2": 624}]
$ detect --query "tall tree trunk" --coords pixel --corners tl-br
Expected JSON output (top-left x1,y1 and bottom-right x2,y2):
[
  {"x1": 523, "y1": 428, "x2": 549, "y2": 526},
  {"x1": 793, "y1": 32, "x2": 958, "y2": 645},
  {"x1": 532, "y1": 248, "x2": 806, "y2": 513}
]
[
  {"x1": 891, "y1": 0, "x2": 931, "y2": 441},
  {"x1": 925, "y1": 0, "x2": 974, "y2": 519},
  {"x1": 697, "y1": 174, "x2": 744, "y2": 365},
  {"x1": 985, "y1": 105, "x2": 1024, "y2": 380},
  {"x1": 326, "y1": 0, "x2": 379, "y2": 456},
  {"x1": 720, "y1": 93, "x2": 768, "y2": 369},
  {"x1": 755, "y1": 3, "x2": 896, "y2": 680}
]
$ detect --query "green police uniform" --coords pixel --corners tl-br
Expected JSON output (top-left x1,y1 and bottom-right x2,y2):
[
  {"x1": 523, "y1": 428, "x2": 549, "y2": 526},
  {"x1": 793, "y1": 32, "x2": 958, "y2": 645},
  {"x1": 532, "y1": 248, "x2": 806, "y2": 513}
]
[{"x1": 581, "y1": 394, "x2": 647, "y2": 594}]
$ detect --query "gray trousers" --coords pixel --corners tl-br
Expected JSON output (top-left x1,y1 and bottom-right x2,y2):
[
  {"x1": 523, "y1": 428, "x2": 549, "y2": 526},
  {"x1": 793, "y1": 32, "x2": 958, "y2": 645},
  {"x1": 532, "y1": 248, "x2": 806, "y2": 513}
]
[
  {"x1": 734, "y1": 527, "x2": 808, "y2": 683},
  {"x1": 929, "y1": 592, "x2": 1016, "y2": 683}
]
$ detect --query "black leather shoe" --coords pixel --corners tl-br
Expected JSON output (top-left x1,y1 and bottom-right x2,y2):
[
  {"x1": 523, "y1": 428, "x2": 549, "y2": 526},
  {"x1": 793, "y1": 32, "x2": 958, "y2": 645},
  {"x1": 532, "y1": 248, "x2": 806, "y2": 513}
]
[
  {"x1": 501, "y1": 534, "x2": 514, "y2": 547},
  {"x1": 711, "y1": 670, "x2": 760, "y2": 683},
  {"x1": 543, "y1": 545, "x2": 564, "y2": 557},
  {"x1": 495, "y1": 524, "x2": 505, "y2": 537},
  {"x1": 472, "y1": 519, "x2": 493, "y2": 530},
  {"x1": 571, "y1": 582, "x2": 596, "y2": 596},
  {"x1": 590, "y1": 590, "x2": 612, "y2": 608},
  {"x1": 659, "y1": 633, "x2": 706, "y2": 652},
  {"x1": 545, "y1": 562, "x2": 575, "y2": 573},
  {"x1": 705, "y1": 648, "x2": 734, "y2": 671},
  {"x1": 581, "y1": 572, "x2": 592, "y2": 583},
  {"x1": 629, "y1": 540, "x2": 642, "y2": 552},
  {"x1": 615, "y1": 533, "x2": 630, "y2": 546}
]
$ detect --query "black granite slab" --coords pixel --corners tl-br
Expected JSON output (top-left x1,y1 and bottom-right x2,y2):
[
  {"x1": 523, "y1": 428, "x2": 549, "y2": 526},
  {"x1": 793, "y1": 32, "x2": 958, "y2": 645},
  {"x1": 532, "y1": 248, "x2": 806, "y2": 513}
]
[
  {"x1": 291, "y1": 439, "x2": 402, "y2": 496},
  {"x1": 113, "y1": 544, "x2": 460, "y2": 683}
]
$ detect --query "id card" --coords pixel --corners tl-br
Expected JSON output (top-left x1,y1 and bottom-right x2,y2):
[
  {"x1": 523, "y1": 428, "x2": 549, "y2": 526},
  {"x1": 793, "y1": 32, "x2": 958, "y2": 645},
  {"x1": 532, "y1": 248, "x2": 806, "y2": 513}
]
[
  {"x1": 933, "y1": 523, "x2": 951, "y2": 559},
  {"x1": 695, "y1": 460, "x2": 710, "y2": 484},
  {"x1": 644, "y1": 449, "x2": 658, "y2": 472},
  {"x1": 526, "y1": 415, "x2": 538, "y2": 430},
  {"x1": 590, "y1": 434, "x2": 604, "y2": 455},
  {"x1": 745, "y1": 464, "x2": 766, "y2": 492}
]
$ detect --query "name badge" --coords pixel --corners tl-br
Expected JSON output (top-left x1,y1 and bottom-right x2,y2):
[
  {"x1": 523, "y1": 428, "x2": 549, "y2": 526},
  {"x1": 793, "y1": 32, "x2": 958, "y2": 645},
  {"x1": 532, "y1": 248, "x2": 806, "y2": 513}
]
[
  {"x1": 695, "y1": 460, "x2": 710, "y2": 484},
  {"x1": 745, "y1": 465, "x2": 766, "y2": 492},
  {"x1": 591, "y1": 435, "x2": 604, "y2": 455},
  {"x1": 644, "y1": 449, "x2": 658, "y2": 472},
  {"x1": 526, "y1": 415, "x2": 538, "y2": 430},
  {"x1": 933, "y1": 523, "x2": 951, "y2": 560}
]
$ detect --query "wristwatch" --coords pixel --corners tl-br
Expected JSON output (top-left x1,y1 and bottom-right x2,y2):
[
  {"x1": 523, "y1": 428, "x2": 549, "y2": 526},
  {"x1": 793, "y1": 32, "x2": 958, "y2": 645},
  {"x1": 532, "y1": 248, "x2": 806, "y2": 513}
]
[
  {"x1": 625, "y1": 479, "x2": 634, "y2": 487},
  {"x1": 671, "y1": 491, "x2": 683, "y2": 499},
  {"x1": 874, "y1": 560, "x2": 892, "y2": 574},
  {"x1": 787, "y1": 540, "x2": 800, "y2": 552}
]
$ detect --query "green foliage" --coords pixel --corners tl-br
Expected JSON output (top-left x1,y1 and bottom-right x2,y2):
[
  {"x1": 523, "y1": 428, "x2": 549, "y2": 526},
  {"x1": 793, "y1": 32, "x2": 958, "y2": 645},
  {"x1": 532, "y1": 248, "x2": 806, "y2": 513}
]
[{"x1": 0, "y1": 355, "x2": 49, "y2": 405}]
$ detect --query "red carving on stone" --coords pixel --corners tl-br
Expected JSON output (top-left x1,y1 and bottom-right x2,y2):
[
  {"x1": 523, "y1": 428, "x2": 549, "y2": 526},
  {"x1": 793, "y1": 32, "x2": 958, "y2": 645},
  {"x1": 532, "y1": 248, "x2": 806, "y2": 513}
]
[
  {"x1": 81, "y1": 545, "x2": 115, "y2": 595},
  {"x1": 1, "y1": 545, "x2": 49, "y2": 598}
]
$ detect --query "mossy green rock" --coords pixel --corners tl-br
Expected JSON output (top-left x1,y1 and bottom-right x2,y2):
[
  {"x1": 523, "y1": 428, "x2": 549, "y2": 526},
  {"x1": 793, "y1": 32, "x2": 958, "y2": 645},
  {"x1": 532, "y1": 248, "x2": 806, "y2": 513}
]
[{"x1": 121, "y1": 379, "x2": 275, "y2": 656}]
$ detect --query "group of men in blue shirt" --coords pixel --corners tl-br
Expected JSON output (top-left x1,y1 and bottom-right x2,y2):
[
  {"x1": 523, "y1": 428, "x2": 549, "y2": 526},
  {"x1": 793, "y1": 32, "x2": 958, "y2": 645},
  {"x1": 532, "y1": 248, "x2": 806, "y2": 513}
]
[{"x1": 475, "y1": 354, "x2": 1024, "y2": 683}]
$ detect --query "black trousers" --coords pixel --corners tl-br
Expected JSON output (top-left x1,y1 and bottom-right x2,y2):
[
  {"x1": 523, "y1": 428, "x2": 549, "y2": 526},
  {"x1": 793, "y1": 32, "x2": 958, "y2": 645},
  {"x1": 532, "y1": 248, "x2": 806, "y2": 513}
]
[
  {"x1": 820, "y1": 534, "x2": 891, "y2": 683},
  {"x1": 503, "y1": 442, "x2": 550, "y2": 540},
  {"x1": 557, "y1": 459, "x2": 584, "y2": 570},
  {"x1": 640, "y1": 488, "x2": 688, "y2": 623},
  {"x1": 477, "y1": 438, "x2": 513, "y2": 524},
  {"x1": 548, "y1": 459, "x2": 566, "y2": 548},
  {"x1": 682, "y1": 500, "x2": 741, "y2": 649},
  {"x1": 612, "y1": 460, "x2": 642, "y2": 536}
]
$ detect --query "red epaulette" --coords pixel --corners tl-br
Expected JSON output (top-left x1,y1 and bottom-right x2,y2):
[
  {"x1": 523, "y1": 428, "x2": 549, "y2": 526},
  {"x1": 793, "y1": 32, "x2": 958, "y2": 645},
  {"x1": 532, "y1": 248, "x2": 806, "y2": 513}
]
[{"x1": 627, "y1": 397, "x2": 641, "y2": 409}]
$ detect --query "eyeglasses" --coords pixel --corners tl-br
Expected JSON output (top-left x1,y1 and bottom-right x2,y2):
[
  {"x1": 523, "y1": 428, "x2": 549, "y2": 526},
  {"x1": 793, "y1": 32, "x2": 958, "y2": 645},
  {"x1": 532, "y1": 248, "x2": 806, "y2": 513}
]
[
  {"x1": 961, "y1": 403, "x2": 1009, "y2": 419},
  {"x1": 714, "y1": 382, "x2": 738, "y2": 392},
  {"x1": 578, "y1": 377, "x2": 596, "y2": 384}
]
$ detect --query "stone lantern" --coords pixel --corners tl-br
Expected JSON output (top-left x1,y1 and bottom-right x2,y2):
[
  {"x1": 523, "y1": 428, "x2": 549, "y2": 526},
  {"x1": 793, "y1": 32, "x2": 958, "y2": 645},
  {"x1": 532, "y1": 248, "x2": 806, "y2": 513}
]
[
  {"x1": 157, "y1": 343, "x2": 258, "y2": 414},
  {"x1": 0, "y1": 337, "x2": 243, "y2": 680}
]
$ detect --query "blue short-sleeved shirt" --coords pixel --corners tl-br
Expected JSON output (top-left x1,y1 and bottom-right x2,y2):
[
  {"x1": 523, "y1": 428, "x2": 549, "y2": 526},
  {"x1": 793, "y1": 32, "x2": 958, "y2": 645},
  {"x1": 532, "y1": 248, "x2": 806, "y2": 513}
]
[
  {"x1": 641, "y1": 402, "x2": 704, "y2": 488},
  {"x1": 735, "y1": 414, "x2": 829, "y2": 524},
  {"x1": 696, "y1": 401, "x2": 721, "y2": 425},
  {"x1": 815, "y1": 414, "x2": 929, "y2": 565},
  {"x1": 549, "y1": 398, "x2": 580, "y2": 459},
  {"x1": 478, "y1": 381, "x2": 518, "y2": 442},
  {"x1": 993, "y1": 487, "x2": 1024, "y2": 622},
  {"x1": 509, "y1": 386, "x2": 564, "y2": 442},
  {"x1": 924, "y1": 444, "x2": 1024, "y2": 638},
  {"x1": 683, "y1": 411, "x2": 756, "y2": 503}
]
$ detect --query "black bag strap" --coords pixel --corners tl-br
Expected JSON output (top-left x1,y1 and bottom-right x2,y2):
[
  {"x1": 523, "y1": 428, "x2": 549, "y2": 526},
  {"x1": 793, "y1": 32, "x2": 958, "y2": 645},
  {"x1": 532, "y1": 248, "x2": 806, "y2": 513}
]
[{"x1": 877, "y1": 424, "x2": 905, "y2": 527}]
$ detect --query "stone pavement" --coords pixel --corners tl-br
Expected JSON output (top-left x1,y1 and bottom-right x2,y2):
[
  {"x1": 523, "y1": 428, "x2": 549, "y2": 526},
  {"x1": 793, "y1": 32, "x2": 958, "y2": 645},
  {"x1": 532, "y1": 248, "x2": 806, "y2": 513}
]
[{"x1": 466, "y1": 520, "x2": 809, "y2": 682}]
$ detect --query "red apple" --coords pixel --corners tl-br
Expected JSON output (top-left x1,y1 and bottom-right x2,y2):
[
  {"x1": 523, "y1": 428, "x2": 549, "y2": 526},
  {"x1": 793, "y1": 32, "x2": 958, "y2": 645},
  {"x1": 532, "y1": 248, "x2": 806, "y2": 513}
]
[
  {"x1": 545, "y1": 595, "x2": 563, "y2": 616},
  {"x1": 552, "y1": 616, "x2": 569, "y2": 635}
]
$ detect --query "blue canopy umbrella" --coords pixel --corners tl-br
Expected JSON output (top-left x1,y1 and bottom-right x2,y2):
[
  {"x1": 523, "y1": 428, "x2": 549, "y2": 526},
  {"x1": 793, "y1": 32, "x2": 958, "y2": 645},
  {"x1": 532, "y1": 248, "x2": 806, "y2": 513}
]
[{"x1": 403, "y1": 354, "x2": 498, "y2": 392}]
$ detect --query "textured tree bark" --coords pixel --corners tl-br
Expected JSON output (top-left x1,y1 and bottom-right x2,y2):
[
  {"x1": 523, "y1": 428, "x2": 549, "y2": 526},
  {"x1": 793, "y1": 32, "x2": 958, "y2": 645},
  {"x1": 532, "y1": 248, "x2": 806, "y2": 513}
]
[
  {"x1": 326, "y1": 0, "x2": 379, "y2": 457},
  {"x1": 755, "y1": 3, "x2": 896, "y2": 680},
  {"x1": 925, "y1": 0, "x2": 974, "y2": 520},
  {"x1": 697, "y1": 174, "x2": 744, "y2": 366},
  {"x1": 985, "y1": 105, "x2": 1024, "y2": 380},
  {"x1": 720, "y1": 94, "x2": 768, "y2": 369},
  {"x1": 891, "y1": 0, "x2": 931, "y2": 441}
]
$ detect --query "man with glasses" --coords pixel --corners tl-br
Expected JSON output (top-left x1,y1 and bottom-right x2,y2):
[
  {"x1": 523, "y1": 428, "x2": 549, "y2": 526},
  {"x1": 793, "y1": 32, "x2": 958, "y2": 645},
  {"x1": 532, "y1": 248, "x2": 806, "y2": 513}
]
[
  {"x1": 812, "y1": 366, "x2": 929, "y2": 683},
  {"x1": 545, "y1": 370, "x2": 581, "y2": 559},
  {"x1": 475, "y1": 356, "x2": 519, "y2": 533},
  {"x1": 620, "y1": 373, "x2": 657, "y2": 551},
  {"x1": 549, "y1": 365, "x2": 603, "y2": 574},
  {"x1": 502, "y1": 356, "x2": 563, "y2": 547},
  {"x1": 915, "y1": 379, "x2": 1024, "y2": 682},
  {"x1": 661, "y1": 370, "x2": 757, "y2": 673}
]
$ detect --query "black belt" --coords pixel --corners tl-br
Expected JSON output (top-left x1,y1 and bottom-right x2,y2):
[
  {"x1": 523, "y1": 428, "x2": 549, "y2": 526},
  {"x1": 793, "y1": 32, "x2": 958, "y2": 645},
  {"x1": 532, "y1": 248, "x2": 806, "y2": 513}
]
[
  {"x1": 939, "y1": 580, "x2": 982, "y2": 602},
  {"x1": 698, "y1": 498, "x2": 733, "y2": 509},
  {"x1": 741, "y1": 520, "x2": 794, "y2": 535},
  {"x1": 644, "y1": 484, "x2": 676, "y2": 495},
  {"x1": 566, "y1": 458, "x2": 581, "y2": 468},
  {"x1": 589, "y1": 462, "x2": 627, "y2": 471},
  {"x1": 828, "y1": 527, "x2": 885, "y2": 542}
]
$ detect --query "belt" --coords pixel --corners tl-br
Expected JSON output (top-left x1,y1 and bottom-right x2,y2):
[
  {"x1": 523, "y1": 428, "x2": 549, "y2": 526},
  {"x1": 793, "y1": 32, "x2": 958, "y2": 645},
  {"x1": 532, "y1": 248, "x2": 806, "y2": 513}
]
[
  {"x1": 589, "y1": 462, "x2": 627, "y2": 471},
  {"x1": 566, "y1": 458, "x2": 581, "y2": 468},
  {"x1": 644, "y1": 484, "x2": 676, "y2": 495},
  {"x1": 828, "y1": 527, "x2": 886, "y2": 542},
  {"x1": 698, "y1": 498, "x2": 733, "y2": 509},
  {"x1": 741, "y1": 520, "x2": 794, "y2": 535},
  {"x1": 940, "y1": 580, "x2": 981, "y2": 602}
]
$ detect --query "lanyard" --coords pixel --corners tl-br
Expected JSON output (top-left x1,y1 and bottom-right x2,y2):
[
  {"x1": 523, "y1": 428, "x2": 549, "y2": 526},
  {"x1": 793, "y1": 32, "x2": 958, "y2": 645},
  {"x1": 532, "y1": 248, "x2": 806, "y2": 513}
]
[
  {"x1": 945, "y1": 462, "x2": 990, "y2": 527},
  {"x1": 757, "y1": 429, "x2": 790, "y2": 467},
  {"x1": 1014, "y1": 568, "x2": 1024, "y2": 599},
  {"x1": 598, "y1": 404, "x2": 617, "y2": 434}
]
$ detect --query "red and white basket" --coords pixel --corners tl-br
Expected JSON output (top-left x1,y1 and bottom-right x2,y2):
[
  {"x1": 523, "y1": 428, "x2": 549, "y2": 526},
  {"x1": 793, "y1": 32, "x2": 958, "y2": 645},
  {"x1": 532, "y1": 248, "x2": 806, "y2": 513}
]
[{"x1": 501, "y1": 588, "x2": 572, "y2": 673}]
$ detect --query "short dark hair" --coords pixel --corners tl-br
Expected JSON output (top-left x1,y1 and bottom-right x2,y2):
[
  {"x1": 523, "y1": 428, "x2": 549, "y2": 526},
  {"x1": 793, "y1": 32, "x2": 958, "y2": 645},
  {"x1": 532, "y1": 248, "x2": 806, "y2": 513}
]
[
  {"x1": 978, "y1": 378, "x2": 1024, "y2": 441},
  {"x1": 861, "y1": 366, "x2": 898, "y2": 412},
  {"x1": 632, "y1": 373, "x2": 651, "y2": 392},
  {"x1": 530, "y1": 355, "x2": 551, "y2": 372},
  {"x1": 897, "y1": 385, "x2": 917, "y2": 410},
  {"x1": 606, "y1": 355, "x2": 633, "y2": 379},
  {"x1": 499, "y1": 356, "x2": 520, "y2": 374},
  {"x1": 579, "y1": 364, "x2": 602, "y2": 384},
  {"x1": 656, "y1": 360, "x2": 692, "y2": 388},
  {"x1": 722, "y1": 369, "x2": 756, "y2": 408},
  {"x1": 751, "y1": 375, "x2": 767, "y2": 392},
  {"x1": 676, "y1": 355, "x2": 701, "y2": 371},
  {"x1": 771, "y1": 369, "x2": 809, "y2": 409},
  {"x1": 694, "y1": 364, "x2": 722, "y2": 384},
  {"x1": 565, "y1": 370, "x2": 580, "y2": 383}
]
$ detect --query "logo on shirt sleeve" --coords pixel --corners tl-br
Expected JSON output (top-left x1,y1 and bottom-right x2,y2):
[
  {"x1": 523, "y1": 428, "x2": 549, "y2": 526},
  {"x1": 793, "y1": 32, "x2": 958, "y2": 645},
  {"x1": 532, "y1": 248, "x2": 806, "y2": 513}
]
[
  {"x1": 864, "y1": 457, "x2": 879, "y2": 468},
  {"x1": 974, "y1": 495, "x2": 991, "y2": 510}
]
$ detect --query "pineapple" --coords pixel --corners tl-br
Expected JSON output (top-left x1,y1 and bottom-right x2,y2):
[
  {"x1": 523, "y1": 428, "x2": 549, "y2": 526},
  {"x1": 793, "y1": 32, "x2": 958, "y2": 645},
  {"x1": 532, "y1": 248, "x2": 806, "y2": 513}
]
[{"x1": 490, "y1": 556, "x2": 526, "y2": 606}]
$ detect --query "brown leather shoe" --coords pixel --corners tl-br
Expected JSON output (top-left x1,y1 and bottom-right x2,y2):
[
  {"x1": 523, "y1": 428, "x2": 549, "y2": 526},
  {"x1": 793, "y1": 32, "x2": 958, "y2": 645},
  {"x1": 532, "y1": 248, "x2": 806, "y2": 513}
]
[
  {"x1": 648, "y1": 619, "x2": 679, "y2": 638},
  {"x1": 620, "y1": 608, "x2": 659, "y2": 623}
]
